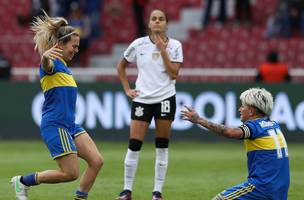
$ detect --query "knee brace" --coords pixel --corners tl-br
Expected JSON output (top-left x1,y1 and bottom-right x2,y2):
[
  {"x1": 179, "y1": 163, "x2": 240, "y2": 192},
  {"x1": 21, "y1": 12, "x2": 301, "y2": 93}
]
[
  {"x1": 155, "y1": 138, "x2": 169, "y2": 148},
  {"x1": 128, "y1": 139, "x2": 143, "y2": 151}
]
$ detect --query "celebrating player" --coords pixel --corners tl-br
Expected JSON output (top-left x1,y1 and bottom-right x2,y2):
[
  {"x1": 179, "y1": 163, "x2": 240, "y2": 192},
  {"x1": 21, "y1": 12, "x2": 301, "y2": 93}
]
[
  {"x1": 181, "y1": 88, "x2": 290, "y2": 200},
  {"x1": 10, "y1": 12, "x2": 103, "y2": 200},
  {"x1": 116, "y1": 9, "x2": 183, "y2": 200}
]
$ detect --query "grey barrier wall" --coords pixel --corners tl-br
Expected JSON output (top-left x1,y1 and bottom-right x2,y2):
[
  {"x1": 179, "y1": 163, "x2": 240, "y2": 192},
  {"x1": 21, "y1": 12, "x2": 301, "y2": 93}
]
[{"x1": 0, "y1": 82, "x2": 303, "y2": 141}]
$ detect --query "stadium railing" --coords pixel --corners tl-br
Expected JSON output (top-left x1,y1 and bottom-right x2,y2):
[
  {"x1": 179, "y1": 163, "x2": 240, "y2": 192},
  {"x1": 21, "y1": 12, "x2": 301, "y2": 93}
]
[{"x1": 11, "y1": 67, "x2": 304, "y2": 82}]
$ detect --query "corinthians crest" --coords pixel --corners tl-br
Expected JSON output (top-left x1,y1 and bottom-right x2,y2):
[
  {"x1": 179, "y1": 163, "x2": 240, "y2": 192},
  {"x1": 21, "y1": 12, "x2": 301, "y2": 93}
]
[
  {"x1": 135, "y1": 106, "x2": 144, "y2": 117},
  {"x1": 152, "y1": 52, "x2": 160, "y2": 60}
]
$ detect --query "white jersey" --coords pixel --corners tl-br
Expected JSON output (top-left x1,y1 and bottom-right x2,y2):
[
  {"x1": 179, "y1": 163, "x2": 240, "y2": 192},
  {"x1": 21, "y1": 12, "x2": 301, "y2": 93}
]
[{"x1": 124, "y1": 36, "x2": 183, "y2": 104}]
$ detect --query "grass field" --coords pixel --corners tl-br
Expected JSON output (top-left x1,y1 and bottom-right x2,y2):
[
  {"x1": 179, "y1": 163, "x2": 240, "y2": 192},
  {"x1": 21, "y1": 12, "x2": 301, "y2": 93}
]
[{"x1": 0, "y1": 141, "x2": 303, "y2": 200}]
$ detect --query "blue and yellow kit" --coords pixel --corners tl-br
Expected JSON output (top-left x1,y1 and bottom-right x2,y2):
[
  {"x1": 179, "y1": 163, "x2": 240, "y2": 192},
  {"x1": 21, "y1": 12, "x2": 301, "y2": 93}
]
[
  {"x1": 218, "y1": 118, "x2": 290, "y2": 200},
  {"x1": 39, "y1": 58, "x2": 85, "y2": 159}
]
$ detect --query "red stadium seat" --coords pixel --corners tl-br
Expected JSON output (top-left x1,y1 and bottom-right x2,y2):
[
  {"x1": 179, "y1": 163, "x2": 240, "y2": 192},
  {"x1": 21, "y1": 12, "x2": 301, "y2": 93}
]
[{"x1": 0, "y1": 0, "x2": 303, "y2": 82}]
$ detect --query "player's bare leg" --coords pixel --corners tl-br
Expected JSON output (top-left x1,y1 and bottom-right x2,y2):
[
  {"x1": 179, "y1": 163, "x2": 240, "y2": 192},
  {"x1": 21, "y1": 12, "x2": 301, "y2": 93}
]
[
  {"x1": 74, "y1": 133, "x2": 103, "y2": 199},
  {"x1": 38, "y1": 153, "x2": 79, "y2": 183},
  {"x1": 11, "y1": 153, "x2": 79, "y2": 200},
  {"x1": 129, "y1": 120, "x2": 150, "y2": 141}
]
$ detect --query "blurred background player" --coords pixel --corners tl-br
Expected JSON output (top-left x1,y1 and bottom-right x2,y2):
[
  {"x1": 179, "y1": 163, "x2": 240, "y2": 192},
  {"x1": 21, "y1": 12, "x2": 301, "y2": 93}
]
[
  {"x1": 256, "y1": 50, "x2": 291, "y2": 82},
  {"x1": 235, "y1": 0, "x2": 252, "y2": 27},
  {"x1": 181, "y1": 88, "x2": 290, "y2": 200},
  {"x1": 17, "y1": 0, "x2": 51, "y2": 26},
  {"x1": 67, "y1": 1, "x2": 91, "y2": 67},
  {"x1": 116, "y1": 9, "x2": 183, "y2": 200},
  {"x1": 0, "y1": 51, "x2": 11, "y2": 80},
  {"x1": 202, "y1": 0, "x2": 227, "y2": 29},
  {"x1": 130, "y1": 0, "x2": 148, "y2": 37},
  {"x1": 10, "y1": 12, "x2": 103, "y2": 200}
]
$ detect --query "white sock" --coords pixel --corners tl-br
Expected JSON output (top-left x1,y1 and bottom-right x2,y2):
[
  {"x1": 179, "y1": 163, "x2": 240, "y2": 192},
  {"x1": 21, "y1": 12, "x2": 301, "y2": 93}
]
[
  {"x1": 153, "y1": 148, "x2": 168, "y2": 193},
  {"x1": 124, "y1": 149, "x2": 140, "y2": 191}
]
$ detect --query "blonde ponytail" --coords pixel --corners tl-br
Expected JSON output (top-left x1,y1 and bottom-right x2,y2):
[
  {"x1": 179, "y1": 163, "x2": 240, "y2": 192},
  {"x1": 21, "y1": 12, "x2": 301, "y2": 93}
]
[{"x1": 31, "y1": 11, "x2": 68, "y2": 55}]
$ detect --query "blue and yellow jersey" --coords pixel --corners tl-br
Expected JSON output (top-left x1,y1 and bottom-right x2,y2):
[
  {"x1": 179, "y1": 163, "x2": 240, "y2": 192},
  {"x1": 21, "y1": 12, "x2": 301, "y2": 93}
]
[
  {"x1": 39, "y1": 58, "x2": 77, "y2": 130},
  {"x1": 240, "y1": 118, "x2": 290, "y2": 196}
]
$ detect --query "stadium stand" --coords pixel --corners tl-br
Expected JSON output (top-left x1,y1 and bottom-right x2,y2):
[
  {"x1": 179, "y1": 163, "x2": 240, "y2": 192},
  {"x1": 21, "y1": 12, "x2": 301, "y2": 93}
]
[
  {"x1": 1, "y1": 0, "x2": 304, "y2": 81},
  {"x1": 0, "y1": 0, "x2": 39, "y2": 68}
]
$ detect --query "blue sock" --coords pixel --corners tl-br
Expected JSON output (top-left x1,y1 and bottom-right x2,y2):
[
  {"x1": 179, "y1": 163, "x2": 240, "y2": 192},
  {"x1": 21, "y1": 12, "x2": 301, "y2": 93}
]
[
  {"x1": 75, "y1": 190, "x2": 88, "y2": 200},
  {"x1": 20, "y1": 173, "x2": 39, "y2": 186}
]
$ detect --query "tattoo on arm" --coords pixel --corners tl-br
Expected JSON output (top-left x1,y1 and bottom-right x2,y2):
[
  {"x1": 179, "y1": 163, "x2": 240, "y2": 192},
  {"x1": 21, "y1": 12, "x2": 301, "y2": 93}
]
[{"x1": 199, "y1": 118, "x2": 227, "y2": 135}]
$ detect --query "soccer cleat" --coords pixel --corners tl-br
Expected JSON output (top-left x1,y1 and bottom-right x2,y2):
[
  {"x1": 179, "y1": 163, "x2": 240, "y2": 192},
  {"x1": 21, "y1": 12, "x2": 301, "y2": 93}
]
[
  {"x1": 10, "y1": 176, "x2": 29, "y2": 200},
  {"x1": 116, "y1": 190, "x2": 132, "y2": 200},
  {"x1": 152, "y1": 191, "x2": 163, "y2": 200}
]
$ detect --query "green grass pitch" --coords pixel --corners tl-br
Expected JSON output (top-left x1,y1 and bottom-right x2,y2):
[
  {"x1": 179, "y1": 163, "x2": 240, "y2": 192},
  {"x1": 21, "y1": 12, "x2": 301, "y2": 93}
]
[{"x1": 0, "y1": 141, "x2": 303, "y2": 199}]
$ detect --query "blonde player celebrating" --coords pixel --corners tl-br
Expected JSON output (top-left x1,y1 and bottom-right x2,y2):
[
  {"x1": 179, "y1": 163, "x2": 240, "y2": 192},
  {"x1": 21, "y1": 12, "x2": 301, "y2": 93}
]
[
  {"x1": 181, "y1": 88, "x2": 290, "y2": 200},
  {"x1": 10, "y1": 12, "x2": 103, "y2": 200},
  {"x1": 116, "y1": 9, "x2": 183, "y2": 200}
]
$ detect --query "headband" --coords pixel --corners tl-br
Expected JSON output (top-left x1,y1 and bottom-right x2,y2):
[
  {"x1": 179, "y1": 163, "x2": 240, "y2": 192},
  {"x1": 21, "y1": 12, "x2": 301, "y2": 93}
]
[{"x1": 58, "y1": 31, "x2": 76, "y2": 40}]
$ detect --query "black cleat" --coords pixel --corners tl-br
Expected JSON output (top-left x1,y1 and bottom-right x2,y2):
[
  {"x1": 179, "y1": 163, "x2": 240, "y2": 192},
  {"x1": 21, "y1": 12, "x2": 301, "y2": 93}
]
[
  {"x1": 116, "y1": 190, "x2": 132, "y2": 200},
  {"x1": 152, "y1": 191, "x2": 163, "y2": 200}
]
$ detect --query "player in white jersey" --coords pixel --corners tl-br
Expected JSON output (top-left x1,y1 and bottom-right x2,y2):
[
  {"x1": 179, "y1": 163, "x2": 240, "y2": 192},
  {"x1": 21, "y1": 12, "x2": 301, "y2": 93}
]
[{"x1": 116, "y1": 9, "x2": 183, "y2": 200}]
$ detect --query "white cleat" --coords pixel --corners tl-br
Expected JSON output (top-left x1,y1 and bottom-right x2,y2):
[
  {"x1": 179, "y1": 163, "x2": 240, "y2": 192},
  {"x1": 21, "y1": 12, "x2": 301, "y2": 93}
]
[{"x1": 10, "y1": 176, "x2": 29, "y2": 200}]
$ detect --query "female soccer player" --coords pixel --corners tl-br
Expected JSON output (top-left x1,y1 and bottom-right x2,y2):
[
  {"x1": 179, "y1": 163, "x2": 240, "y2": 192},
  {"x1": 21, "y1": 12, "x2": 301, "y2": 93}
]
[
  {"x1": 116, "y1": 9, "x2": 183, "y2": 200},
  {"x1": 11, "y1": 12, "x2": 103, "y2": 200},
  {"x1": 181, "y1": 88, "x2": 290, "y2": 200}
]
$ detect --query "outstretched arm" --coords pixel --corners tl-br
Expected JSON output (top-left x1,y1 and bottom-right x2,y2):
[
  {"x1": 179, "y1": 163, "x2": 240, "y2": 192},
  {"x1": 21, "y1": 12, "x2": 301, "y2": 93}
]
[
  {"x1": 181, "y1": 106, "x2": 244, "y2": 139},
  {"x1": 41, "y1": 43, "x2": 62, "y2": 73}
]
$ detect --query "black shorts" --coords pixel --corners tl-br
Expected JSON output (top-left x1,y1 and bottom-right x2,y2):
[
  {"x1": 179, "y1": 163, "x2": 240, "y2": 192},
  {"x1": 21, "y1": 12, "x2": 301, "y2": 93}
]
[{"x1": 131, "y1": 95, "x2": 176, "y2": 123}]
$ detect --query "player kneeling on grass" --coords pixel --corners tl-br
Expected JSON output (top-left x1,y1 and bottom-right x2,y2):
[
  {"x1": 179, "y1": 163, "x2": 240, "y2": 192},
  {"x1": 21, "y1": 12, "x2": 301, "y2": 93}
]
[
  {"x1": 181, "y1": 88, "x2": 290, "y2": 200},
  {"x1": 10, "y1": 12, "x2": 103, "y2": 200}
]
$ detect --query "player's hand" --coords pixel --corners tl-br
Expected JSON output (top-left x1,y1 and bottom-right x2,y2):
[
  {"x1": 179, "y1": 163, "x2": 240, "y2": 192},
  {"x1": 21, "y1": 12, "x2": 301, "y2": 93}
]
[
  {"x1": 154, "y1": 34, "x2": 168, "y2": 52},
  {"x1": 181, "y1": 105, "x2": 200, "y2": 124},
  {"x1": 126, "y1": 89, "x2": 139, "y2": 99},
  {"x1": 42, "y1": 43, "x2": 63, "y2": 61}
]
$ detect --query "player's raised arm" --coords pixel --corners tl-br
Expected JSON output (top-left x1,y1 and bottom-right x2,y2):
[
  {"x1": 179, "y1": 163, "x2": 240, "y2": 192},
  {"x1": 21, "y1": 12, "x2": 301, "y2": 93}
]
[
  {"x1": 181, "y1": 106, "x2": 244, "y2": 139},
  {"x1": 11, "y1": 11, "x2": 103, "y2": 200},
  {"x1": 154, "y1": 34, "x2": 181, "y2": 80},
  {"x1": 41, "y1": 43, "x2": 63, "y2": 73}
]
